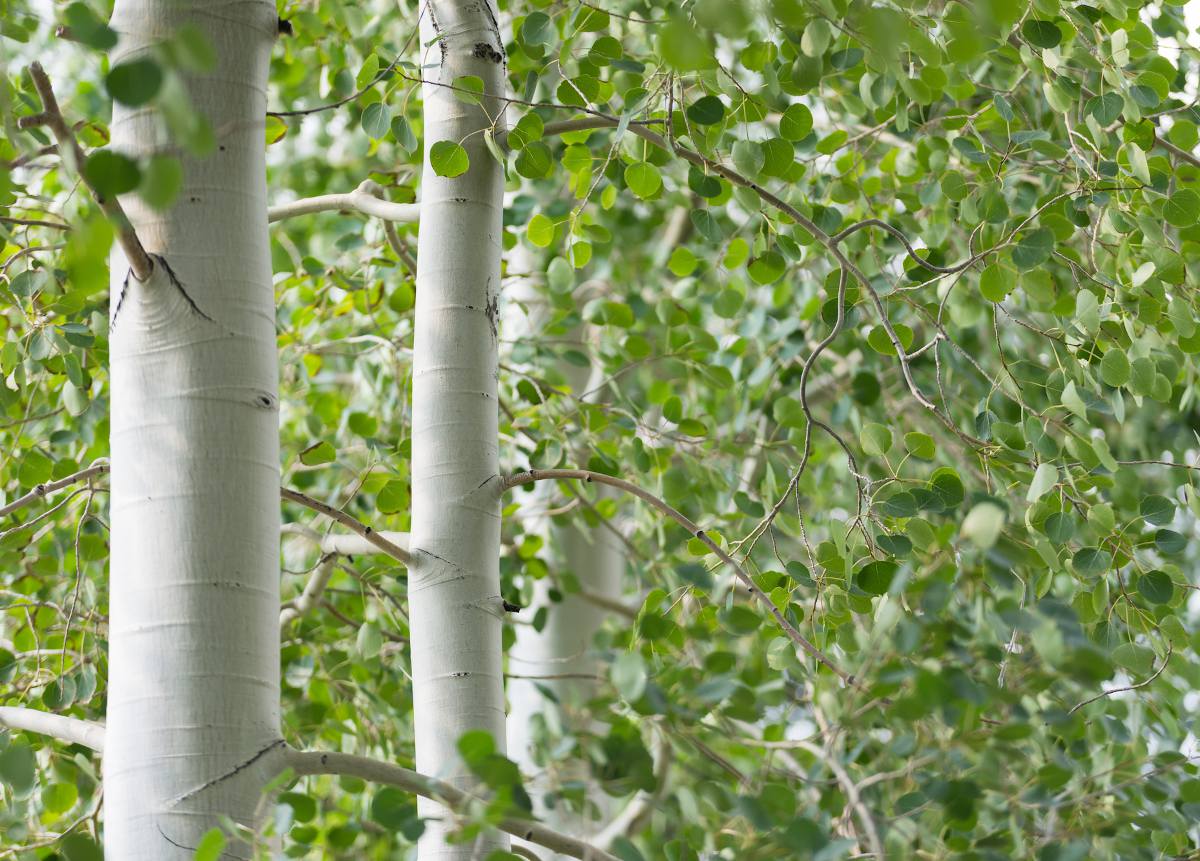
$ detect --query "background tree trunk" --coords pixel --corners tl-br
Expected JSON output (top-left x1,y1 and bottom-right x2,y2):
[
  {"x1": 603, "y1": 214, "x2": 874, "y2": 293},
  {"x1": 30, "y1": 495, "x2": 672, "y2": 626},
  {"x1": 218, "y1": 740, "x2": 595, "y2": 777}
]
[
  {"x1": 408, "y1": 1, "x2": 508, "y2": 857},
  {"x1": 103, "y1": 1, "x2": 282, "y2": 856}
]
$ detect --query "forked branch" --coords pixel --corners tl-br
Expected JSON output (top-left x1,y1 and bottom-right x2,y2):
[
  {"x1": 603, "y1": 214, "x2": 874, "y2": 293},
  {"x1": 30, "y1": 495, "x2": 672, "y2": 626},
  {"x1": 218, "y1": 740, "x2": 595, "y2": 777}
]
[{"x1": 17, "y1": 63, "x2": 153, "y2": 280}]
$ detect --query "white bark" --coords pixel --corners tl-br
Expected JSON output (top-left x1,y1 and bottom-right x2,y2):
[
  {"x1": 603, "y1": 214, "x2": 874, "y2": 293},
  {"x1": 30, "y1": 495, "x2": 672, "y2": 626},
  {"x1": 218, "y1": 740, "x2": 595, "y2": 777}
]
[
  {"x1": 409, "y1": 1, "x2": 508, "y2": 858},
  {"x1": 104, "y1": 2, "x2": 283, "y2": 857},
  {"x1": 268, "y1": 180, "x2": 419, "y2": 224},
  {"x1": 0, "y1": 706, "x2": 105, "y2": 752}
]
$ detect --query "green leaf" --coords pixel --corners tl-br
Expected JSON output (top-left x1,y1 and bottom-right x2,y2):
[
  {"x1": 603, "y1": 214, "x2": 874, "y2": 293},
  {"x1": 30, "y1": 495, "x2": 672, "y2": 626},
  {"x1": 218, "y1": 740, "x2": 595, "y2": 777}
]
[
  {"x1": 63, "y1": 3, "x2": 117, "y2": 50},
  {"x1": 1164, "y1": 190, "x2": 1200, "y2": 228},
  {"x1": 1140, "y1": 494, "x2": 1175, "y2": 526},
  {"x1": 1072, "y1": 547, "x2": 1112, "y2": 576},
  {"x1": 59, "y1": 834, "x2": 103, "y2": 861},
  {"x1": 1099, "y1": 349, "x2": 1130, "y2": 387},
  {"x1": 1136, "y1": 570, "x2": 1173, "y2": 605},
  {"x1": 515, "y1": 141, "x2": 553, "y2": 179},
  {"x1": 429, "y1": 140, "x2": 469, "y2": 178},
  {"x1": 1087, "y1": 92, "x2": 1123, "y2": 125},
  {"x1": 687, "y1": 95, "x2": 725, "y2": 125},
  {"x1": 299, "y1": 441, "x2": 336, "y2": 465},
  {"x1": 611, "y1": 652, "x2": 648, "y2": 701},
  {"x1": 83, "y1": 150, "x2": 142, "y2": 197},
  {"x1": 527, "y1": 213, "x2": 555, "y2": 247},
  {"x1": 521, "y1": 12, "x2": 554, "y2": 46},
  {"x1": 861, "y1": 423, "x2": 892, "y2": 456},
  {"x1": 624, "y1": 161, "x2": 662, "y2": 199},
  {"x1": 979, "y1": 264, "x2": 1013, "y2": 302},
  {"x1": 1012, "y1": 229, "x2": 1054, "y2": 270},
  {"x1": 361, "y1": 102, "x2": 391, "y2": 139},
  {"x1": 106, "y1": 58, "x2": 163, "y2": 106},
  {"x1": 747, "y1": 251, "x2": 785, "y2": 284},
  {"x1": 856, "y1": 560, "x2": 898, "y2": 596},
  {"x1": 903, "y1": 431, "x2": 935, "y2": 460},
  {"x1": 961, "y1": 502, "x2": 1005, "y2": 548},
  {"x1": 1027, "y1": 463, "x2": 1058, "y2": 503},
  {"x1": 779, "y1": 104, "x2": 813, "y2": 141},
  {"x1": 194, "y1": 828, "x2": 226, "y2": 861},
  {"x1": 659, "y1": 16, "x2": 715, "y2": 71},
  {"x1": 0, "y1": 739, "x2": 35, "y2": 794},
  {"x1": 1022, "y1": 19, "x2": 1062, "y2": 49}
]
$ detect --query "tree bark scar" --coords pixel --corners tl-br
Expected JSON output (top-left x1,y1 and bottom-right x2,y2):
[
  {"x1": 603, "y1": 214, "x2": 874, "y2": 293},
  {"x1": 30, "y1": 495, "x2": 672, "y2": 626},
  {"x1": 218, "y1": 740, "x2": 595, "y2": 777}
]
[
  {"x1": 109, "y1": 268, "x2": 133, "y2": 332},
  {"x1": 427, "y1": 1, "x2": 447, "y2": 67},
  {"x1": 484, "y1": 281, "x2": 498, "y2": 339},
  {"x1": 156, "y1": 255, "x2": 216, "y2": 325}
]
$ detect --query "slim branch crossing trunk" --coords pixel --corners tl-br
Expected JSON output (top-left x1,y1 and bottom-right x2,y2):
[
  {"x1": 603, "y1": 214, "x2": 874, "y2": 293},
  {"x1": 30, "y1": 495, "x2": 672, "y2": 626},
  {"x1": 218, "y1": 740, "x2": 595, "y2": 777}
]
[
  {"x1": 104, "y1": 1, "x2": 282, "y2": 856},
  {"x1": 408, "y1": 1, "x2": 508, "y2": 857}
]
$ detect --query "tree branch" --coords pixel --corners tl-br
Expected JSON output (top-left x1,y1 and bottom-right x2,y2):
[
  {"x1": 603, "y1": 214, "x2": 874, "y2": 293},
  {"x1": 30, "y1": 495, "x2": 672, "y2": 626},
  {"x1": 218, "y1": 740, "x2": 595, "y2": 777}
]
[
  {"x1": 268, "y1": 180, "x2": 419, "y2": 224},
  {"x1": 281, "y1": 488, "x2": 412, "y2": 566},
  {"x1": 17, "y1": 63, "x2": 153, "y2": 280},
  {"x1": 502, "y1": 469, "x2": 852, "y2": 684},
  {"x1": 284, "y1": 748, "x2": 621, "y2": 861},
  {"x1": 281, "y1": 521, "x2": 411, "y2": 556},
  {"x1": 0, "y1": 462, "x2": 109, "y2": 519},
  {"x1": 279, "y1": 554, "x2": 337, "y2": 630},
  {"x1": 0, "y1": 706, "x2": 105, "y2": 752}
]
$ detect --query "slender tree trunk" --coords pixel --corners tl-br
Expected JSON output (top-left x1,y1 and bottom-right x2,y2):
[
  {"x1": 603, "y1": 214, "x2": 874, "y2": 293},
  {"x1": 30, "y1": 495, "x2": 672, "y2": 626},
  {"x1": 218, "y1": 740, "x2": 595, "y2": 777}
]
[
  {"x1": 409, "y1": 1, "x2": 508, "y2": 857},
  {"x1": 104, "y1": 2, "x2": 282, "y2": 857}
]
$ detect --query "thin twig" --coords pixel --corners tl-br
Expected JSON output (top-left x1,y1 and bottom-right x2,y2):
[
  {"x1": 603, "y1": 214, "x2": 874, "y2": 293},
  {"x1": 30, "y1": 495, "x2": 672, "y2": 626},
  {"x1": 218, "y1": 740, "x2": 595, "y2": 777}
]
[{"x1": 1068, "y1": 644, "x2": 1172, "y2": 715}]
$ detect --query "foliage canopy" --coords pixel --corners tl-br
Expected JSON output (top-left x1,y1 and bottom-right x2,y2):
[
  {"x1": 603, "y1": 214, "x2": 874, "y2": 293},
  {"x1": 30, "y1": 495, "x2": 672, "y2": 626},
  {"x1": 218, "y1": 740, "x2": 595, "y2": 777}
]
[{"x1": 2, "y1": 0, "x2": 1200, "y2": 858}]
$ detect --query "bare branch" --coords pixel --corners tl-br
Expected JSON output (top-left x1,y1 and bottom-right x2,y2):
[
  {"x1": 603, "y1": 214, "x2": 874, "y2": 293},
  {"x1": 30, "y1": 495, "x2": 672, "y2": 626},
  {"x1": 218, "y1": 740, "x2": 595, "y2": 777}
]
[
  {"x1": 0, "y1": 706, "x2": 105, "y2": 752},
  {"x1": 268, "y1": 180, "x2": 419, "y2": 224},
  {"x1": 285, "y1": 748, "x2": 621, "y2": 861},
  {"x1": 281, "y1": 488, "x2": 412, "y2": 566},
  {"x1": 18, "y1": 63, "x2": 153, "y2": 280},
  {"x1": 281, "y1": 522, "x2": 411, "y2": 557},
  {"x1": 502, "y1": 469, "x2": 852, "y2": 684}
]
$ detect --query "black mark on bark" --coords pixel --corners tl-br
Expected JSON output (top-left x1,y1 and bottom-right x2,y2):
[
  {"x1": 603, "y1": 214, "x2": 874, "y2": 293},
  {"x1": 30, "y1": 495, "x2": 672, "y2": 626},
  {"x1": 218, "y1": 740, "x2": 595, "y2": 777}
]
[
  {"x1": 472, "y1": 42, "x2": 503, "y2": 64},
  {"x1": 484, "y1": 282, "x2": 498, "y2": 339},
  {"x1": 172, "y1": 738, "x2": 287, "y2": 805}
]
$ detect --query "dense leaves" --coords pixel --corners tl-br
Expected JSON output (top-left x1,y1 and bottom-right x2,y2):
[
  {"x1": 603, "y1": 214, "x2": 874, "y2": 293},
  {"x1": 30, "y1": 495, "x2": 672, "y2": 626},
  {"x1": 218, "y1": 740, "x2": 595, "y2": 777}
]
[{"x1": 2, "y1": 0, "x2": 1200, "y2": 859}]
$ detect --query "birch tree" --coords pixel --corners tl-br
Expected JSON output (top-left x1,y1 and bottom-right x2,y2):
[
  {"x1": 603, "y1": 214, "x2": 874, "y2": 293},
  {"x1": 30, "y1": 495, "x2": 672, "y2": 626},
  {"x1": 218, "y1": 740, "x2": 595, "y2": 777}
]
[{"x1": 4, "y1": 1, "x2": 1200, "y2": 860}]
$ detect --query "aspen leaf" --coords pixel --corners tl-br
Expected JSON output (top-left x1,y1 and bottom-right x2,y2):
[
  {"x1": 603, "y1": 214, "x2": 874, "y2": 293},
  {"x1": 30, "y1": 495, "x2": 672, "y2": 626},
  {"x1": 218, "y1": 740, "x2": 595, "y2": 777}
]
[
  {"x1": 106, "y1": 58, "x2": 163, "y2": 106},
  {"x1": 429, "y1": 140, "x2": 469, "y2": 177}
]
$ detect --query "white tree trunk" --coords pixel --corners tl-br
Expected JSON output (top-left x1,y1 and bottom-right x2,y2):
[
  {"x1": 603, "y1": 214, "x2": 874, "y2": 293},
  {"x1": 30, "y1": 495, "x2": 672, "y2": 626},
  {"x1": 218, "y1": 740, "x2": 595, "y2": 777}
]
[
  {"x1": 104, "y1": 2, "x2": 282, "y2": 857},
  {"x1": 409, "y1": 1, "x2": 508, "y2": 858}
]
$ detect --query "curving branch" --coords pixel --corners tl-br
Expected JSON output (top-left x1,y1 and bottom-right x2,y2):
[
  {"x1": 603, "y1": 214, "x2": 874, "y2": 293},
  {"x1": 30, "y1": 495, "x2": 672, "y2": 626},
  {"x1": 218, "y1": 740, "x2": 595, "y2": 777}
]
[
  {"x1": 268, "y1": 180, "x2": 419, "y2": 224},
  {"x1": 0, "y1": 706, "x2": 105, "y2": 752},
  {"x1": 17, "y1": 63, "x2": 153, "y2": 280},
  {"x1": 279, "y1": 554, "x2": 337, "y2": 630},
  {"x1": 284, "y1": 748, "x2": 620, "y2": 861},
  {"x1": 502, "y1": 469, "x2": 852, "y2": 684},
  {"x1": 281, "y1": 488, "x2": 412, "y2": 566}
]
